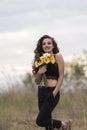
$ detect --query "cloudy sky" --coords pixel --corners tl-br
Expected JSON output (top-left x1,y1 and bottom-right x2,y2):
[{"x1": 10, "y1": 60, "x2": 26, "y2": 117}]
[{"x1": 0, "y1": 0, "x2": 87, "y2": 73}]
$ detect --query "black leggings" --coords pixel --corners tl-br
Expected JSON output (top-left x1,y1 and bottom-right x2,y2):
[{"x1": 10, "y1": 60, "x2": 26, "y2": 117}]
[{"x1": 36, "y1": 87, "x2": 62, "y2": 130}]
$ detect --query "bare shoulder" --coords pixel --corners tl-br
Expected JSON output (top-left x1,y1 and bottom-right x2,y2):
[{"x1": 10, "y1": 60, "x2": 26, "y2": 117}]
[{"x1": 55, "y1": 53, "x2": 64, "y2": 64}]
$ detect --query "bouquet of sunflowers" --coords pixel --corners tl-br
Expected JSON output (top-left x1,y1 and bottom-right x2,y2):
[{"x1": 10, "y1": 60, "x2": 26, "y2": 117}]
[{"x1": 34, "y1": 53, "x2": 56, "y2": 86}]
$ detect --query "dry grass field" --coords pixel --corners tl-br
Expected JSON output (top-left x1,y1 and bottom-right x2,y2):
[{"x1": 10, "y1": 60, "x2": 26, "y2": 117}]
[{"x1": 0, "y1": 86, "x2": 87, "y2": 130}]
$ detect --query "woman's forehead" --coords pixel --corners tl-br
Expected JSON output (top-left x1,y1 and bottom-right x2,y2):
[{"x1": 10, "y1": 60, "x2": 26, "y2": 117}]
[{"x1": 42, "y1": 38, "x2": 52, "y2": 42}]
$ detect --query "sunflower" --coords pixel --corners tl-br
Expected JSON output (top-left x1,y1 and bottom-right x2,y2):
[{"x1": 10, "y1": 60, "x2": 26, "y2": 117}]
[
  {"x1": 43, "y1": 57, "x2": 50, "y2": 64},
  {"x1": 50, "y1": 55, "x2": 56, "y2": 64}
]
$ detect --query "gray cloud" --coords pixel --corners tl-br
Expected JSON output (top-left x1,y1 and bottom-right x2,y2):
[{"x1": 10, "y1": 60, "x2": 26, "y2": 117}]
[
  {"x1": 0, "y1": 0, "x2": 87, "y2": 13},
  {"x1": 0, "y1": 0, "x2": 87, "y2": 70},
  {"x1": 0, "y1": 0, "x2": 87, "y2": 31}
]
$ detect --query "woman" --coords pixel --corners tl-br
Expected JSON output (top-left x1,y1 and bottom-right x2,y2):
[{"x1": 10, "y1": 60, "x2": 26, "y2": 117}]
[{"x1": 32, "y1": 35, "x2": 71, "y2": 130}]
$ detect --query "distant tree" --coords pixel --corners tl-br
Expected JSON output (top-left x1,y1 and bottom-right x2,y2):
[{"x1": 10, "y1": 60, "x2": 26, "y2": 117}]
[
  {"x1": 70, "y1": 61, "x2": 85, "y2": 80},
  {"x1": 65, "y1": 50, "x2": 87, "y2": 80}
]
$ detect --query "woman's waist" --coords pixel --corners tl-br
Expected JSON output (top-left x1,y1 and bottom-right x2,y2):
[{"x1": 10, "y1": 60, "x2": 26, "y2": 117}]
[
  {"x1": 38, "y1": 79, "x2": 57, "y2": 88},
  {"x1": 47, "y1": 79, "x2": 57, "y2": 87},
  {"x1": 38, "y1": 86, "x2": 55, "y2": 91}
]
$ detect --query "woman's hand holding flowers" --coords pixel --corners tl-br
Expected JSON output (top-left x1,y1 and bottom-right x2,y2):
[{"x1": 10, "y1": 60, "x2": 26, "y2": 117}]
[
  {"x1": 38, "y1": 65, "x2": 47, "y2": 75},
  {"x1": 33, "y1": 53, "x2": 56, "y2": 87}
]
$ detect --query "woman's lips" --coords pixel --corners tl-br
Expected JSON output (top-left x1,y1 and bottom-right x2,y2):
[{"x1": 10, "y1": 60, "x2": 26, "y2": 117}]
[{"x1": 45, "y1": 47, "x2": 50, "y2": 50}]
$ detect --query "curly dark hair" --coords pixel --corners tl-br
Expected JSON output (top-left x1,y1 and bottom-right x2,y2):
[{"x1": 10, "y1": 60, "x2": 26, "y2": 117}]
[
  {"x1": 34, "y1": 34, "x2": 59, "y2": 54},
  {"x1": 32, "y1": 35, "x2": 59, "y2": 74}
]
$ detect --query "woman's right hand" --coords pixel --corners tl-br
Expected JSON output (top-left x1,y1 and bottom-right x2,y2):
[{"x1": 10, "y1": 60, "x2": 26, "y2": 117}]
[{"x1": 38, "y1": 65, "x2": 47, "y2": 75}]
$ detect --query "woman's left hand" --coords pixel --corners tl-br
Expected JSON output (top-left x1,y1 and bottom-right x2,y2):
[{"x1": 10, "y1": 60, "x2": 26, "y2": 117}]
[{"x1": 53, "y1": 91, "x2": 57, "y2": 98}]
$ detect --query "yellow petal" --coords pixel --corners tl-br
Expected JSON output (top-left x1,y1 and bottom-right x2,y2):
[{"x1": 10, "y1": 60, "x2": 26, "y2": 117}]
[
  {"x1": 50, "y1": 56, "x2": 56, "y2": 64},
  {"x1": 43, "y1": 57, "x2": 50, "y2": 64}
]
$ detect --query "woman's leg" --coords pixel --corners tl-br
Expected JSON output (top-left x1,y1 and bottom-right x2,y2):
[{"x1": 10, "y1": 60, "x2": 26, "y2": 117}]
[
  {"x1": 45, "y1": 126, "x2": 53, "y2": 130},
  {"x1": 36, "y1": 87, "x2": 53, "y2": 129},
  {"x1": 46, "y1": 91, "x2": 62, "y2": 129},
  {"x1": 36, "y1": 87, "x2": 62, "y2": 129}
]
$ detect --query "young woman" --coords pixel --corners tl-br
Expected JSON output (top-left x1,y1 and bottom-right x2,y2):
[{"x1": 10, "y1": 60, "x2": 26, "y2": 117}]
[{"x1": 32, "y1": 35, "x2": 71, "y2": 130}]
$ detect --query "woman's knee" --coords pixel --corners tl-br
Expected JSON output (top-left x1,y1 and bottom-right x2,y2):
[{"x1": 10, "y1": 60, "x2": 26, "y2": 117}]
[{"x1": 36, "y1": 116, "x2": 45, "y2": 127}]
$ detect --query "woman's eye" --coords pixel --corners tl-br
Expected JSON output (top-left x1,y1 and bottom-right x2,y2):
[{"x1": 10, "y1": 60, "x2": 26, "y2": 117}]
[
  {"x1": 42, "y1": 42, "x2": 46, "y2": 45},
  {"x1": 48, "y1": 42, "x2": 52, "y2": 45},
  {"x1": 42, "y1": 42, "x2": 52, "y2": 45}
]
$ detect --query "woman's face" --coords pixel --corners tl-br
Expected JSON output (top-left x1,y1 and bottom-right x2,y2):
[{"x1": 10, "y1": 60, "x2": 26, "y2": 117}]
[{"x1": 42, "y1": 38, "x2": 54, "y2": 53}]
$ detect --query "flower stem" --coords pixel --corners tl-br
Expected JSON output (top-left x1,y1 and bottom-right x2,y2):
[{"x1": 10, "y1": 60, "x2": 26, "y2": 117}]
[{"x1": 41, "y1": 73, "x2": 47, "y2": 87}]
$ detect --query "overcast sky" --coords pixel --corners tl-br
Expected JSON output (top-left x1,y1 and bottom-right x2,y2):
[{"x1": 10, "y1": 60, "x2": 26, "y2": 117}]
[{"x1": 0, "y1": 0, "x2": 87, "y2": 72}]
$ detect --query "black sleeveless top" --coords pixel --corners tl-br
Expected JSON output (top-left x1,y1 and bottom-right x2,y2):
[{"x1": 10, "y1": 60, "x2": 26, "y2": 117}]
[{"x1": 45, "y1": 62, "x2": 59, "y2": 80}]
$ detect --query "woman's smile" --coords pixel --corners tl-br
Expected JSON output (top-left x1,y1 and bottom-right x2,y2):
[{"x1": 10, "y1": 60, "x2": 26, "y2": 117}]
[{"x1": 44, "y1": 46, "x2": 50, "y2": 50}]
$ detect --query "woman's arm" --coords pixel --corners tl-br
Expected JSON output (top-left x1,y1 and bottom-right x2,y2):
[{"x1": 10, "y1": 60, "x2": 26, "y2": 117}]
[
  {"x1": 34, "y1": 65, "x2": 47, "y2": 85},
  {"x1": 53, "y1": 53, "x2": 64, "y2": 97}
]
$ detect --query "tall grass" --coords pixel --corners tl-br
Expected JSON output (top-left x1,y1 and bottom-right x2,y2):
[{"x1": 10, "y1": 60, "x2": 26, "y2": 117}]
[
  {"x1": 0, "y1": 86, "x2": 87, "y2": 130},
  {"x1": 53, "y1": 90, "x2": 87, "y2": 130}
]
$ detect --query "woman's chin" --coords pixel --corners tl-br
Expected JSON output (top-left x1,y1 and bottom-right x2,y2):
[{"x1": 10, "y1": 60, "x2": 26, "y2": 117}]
[{"x1": 44, "y1": 50, "x2": 52, "y2": 53}]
